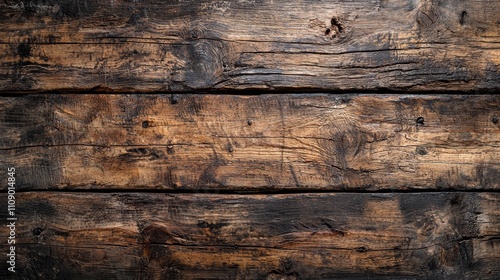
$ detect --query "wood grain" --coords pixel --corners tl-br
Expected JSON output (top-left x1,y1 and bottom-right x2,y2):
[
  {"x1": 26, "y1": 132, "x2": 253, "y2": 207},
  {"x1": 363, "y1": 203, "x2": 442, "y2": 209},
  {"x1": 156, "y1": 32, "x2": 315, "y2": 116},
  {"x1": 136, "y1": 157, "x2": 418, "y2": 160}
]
[
  {"x1": 0, "y1": 0, "x2": 499, "y2": 92},
  {"x1": 0, "y1": 192, "x2": 498, "y2": 279},
  {"x1": 1, "y1": 94, "x2": 498, "y2": 191}
]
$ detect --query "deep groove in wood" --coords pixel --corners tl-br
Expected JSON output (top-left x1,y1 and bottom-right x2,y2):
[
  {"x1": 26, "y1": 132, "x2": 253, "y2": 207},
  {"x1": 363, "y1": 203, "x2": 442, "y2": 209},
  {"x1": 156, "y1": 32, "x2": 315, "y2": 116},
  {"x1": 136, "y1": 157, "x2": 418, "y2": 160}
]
[{"x1": 12, "y1": 189, "x2": 500, "y2": 195}]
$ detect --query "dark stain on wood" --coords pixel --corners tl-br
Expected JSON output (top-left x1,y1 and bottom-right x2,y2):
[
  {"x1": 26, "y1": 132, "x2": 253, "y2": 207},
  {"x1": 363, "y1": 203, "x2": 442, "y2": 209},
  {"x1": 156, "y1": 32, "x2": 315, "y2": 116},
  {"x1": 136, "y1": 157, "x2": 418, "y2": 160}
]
[
  {"x1": 23, "y1": 198, "x2": 57, "y2": 217},
  {"x1": 197, "y1": 221, "x2": 229, "y2": 235},
  {"x1": 477, "y1": 165, "x2": 500, "y2": 189},
  {"x1": 17, "y1": 42, "x2": 31, "y2": 59},
  {"x1": 142, "y1": 224, "x2": 175, "y2": 245}
]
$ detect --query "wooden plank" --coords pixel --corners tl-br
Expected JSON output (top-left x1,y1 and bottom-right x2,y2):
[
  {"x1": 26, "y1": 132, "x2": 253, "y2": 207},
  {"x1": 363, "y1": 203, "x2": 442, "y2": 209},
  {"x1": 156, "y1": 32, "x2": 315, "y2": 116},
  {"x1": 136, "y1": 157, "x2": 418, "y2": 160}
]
[
  {"x1": 0, "y1": 192, "x2": 498, "y2": 279},
  {"x1": 0, "y1": 0, "x2": 499, "y2": 92},
  {"x1": 1, "y1": 94, "x2": 498, "y2": 191}
]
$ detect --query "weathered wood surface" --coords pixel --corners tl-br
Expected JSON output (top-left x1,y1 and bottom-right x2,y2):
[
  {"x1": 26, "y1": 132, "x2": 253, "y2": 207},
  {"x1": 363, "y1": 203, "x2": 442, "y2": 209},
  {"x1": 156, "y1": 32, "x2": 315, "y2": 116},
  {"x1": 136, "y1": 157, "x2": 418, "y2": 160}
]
[
  {"x1": 0, "y1": 192, "x2": 499, "y2": 279},
  {"x1": 1, "y1": 94, "x2": 498, "y2": 191},
  {"x1": 0, "y1": 0, "x2": 499, "y2": 92}
]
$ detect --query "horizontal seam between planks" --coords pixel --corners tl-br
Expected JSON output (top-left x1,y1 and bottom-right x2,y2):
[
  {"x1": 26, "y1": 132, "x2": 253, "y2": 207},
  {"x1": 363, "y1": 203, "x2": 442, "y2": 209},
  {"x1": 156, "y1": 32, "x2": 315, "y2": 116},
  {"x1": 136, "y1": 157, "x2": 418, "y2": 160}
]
[{"x1": 10, "y1": 189, "x2": 500, "y2": 194}]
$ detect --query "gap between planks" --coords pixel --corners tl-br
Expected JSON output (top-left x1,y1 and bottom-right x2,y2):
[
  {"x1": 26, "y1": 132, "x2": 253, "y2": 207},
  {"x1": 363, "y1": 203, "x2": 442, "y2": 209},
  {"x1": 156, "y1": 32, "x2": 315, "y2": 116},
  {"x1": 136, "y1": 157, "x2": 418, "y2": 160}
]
[{"x1": 13, "y1": 189, "x2": 500, "y2": 195}]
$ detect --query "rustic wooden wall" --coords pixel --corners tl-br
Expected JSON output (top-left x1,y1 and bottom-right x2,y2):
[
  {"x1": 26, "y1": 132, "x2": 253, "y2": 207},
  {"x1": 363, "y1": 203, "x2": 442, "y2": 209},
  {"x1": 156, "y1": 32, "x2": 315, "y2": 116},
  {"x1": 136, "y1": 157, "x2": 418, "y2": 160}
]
[{"x1": 0, "y1": 0, "x2": 499, "y2": 279}]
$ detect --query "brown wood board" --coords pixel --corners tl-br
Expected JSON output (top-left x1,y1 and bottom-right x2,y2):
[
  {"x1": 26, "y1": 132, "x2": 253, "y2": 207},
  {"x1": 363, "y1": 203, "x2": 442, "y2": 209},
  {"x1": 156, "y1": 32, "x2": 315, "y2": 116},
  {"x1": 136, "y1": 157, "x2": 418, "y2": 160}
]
[
  {"x1": 0, "y1": 192, "x2": 499, "y2": 279},
  {"x1": 0, "y1": 94, "x2": 498, "y2": 192},
  {"x1": 0, "y1": 0, "x2": 499, "y2": 92}
]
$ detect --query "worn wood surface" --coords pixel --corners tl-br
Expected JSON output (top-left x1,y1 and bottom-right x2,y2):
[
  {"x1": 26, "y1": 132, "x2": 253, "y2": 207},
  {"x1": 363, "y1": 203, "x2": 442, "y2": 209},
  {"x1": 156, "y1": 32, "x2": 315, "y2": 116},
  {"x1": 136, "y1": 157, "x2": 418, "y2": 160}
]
[
  {"x1": 0, "y1": 192, "x2": 499, "y2": 279},
  {"x1": 0, "y1": 94, "x2": 498, "y2": 279},
  {"x1": 0, "y1": 0, "x2": 499, "y2": 92},
  {"x1": 1, "y1": 94, "x2": 498, "y2": 191}
]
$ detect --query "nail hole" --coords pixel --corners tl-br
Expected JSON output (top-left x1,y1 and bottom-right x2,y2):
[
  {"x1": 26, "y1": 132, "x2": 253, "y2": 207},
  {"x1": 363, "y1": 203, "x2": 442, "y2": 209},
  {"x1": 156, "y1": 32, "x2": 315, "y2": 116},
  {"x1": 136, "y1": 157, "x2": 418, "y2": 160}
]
[
  {"x1": 331, "y1": 17, "x2": 344, "y2": 33},
  {"x1": 325, "y1": 28, "x2": 331, "y2": 35},
  {"x1": 356, "y1": 247, "x2": 367, "y2": 253},
  {"x1": 142, "y1": 121, "x2": 149, "y2": 128},
  {"x1": 492, "y1": 116, "x2": 499, "y2": 124},
  {"x1": 190, "y1": 31, "x2": 198, "y2": 39},
  {"x1": 247, "y1": 120, "x2": 253, "y2": 126},
  {"x1": 416, "y1": 117, "x2": 425, "y2": 126},
  {"x1": 416, "y1": 146, "x2": 428, "y2": 155},
  {"x1": 171, "y1": 94, "x2": 179, "y2": 105},
  {"x1": 48, "y1": 35, "x2": 56, "y2": 44},
  {"x1": 32, "y1": 227, "x2": 43, "y2": 237},
  {"x1": 167, "y1": 143, "x2": 174, "y2": 154},
  {"x1": 227, "y1": 144, "x2": 233, "y2": 153},
  {"x1": 459, "y1": 11, "x2": 467, "y2": 25}
]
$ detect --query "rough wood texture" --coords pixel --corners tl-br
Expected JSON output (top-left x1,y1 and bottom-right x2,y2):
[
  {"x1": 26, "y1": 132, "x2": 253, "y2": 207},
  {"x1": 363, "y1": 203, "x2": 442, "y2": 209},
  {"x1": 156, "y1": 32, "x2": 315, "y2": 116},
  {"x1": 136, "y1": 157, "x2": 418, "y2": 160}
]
[
  {"x1": 1, "y1": 1, "x2": 498, "y2": 278},
  {"x1": 0, "y1": 192, "x2": 499, "y2": 279},
  {"x1": 0, "y1": 0, "x2": 499, "y2": 92},
  {"x1": 1, "y1": 94, "x2": 498, "y2": 191}
]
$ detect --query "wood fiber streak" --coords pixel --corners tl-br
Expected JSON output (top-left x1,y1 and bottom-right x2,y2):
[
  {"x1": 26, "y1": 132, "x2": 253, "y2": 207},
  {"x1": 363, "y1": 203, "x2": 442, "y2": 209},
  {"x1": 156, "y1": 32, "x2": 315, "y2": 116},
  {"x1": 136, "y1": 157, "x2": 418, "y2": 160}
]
[
  {"x1": 0, "y1": 192, "x2": 498, "y2": 279},
  {"x1": 0, "y1": 0, "x2": 499, "y2": 92},
  {"x1": 0, "y1": 94, "x2": 498, "y2": 191}
]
